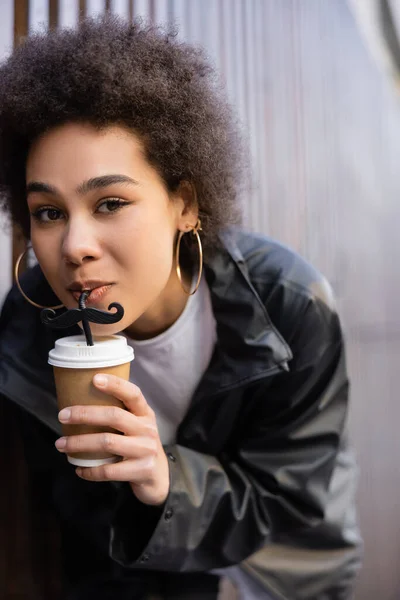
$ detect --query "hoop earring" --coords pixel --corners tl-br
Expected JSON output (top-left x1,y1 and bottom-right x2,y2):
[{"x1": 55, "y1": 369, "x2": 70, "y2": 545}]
[
  {"x1": 14, "y1": 247, "x2": 64, "y2": 310},
  {"x1": 175, "y1": 219, "x2": 203, "y2": 296}
]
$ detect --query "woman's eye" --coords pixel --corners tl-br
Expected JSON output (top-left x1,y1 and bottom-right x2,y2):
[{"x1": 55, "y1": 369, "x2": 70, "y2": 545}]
[
  {"x1": 97, "y1": 199, "x2": 128, "y2": 214},
  {"x1": 31, "y1": 208, "x2": 63, "y2": 223},
  {"x1": 30, "y1": 199, "x2": 130, "y2": 222}
]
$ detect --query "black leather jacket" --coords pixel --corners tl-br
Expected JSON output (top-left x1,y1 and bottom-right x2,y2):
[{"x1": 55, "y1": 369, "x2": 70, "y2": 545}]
[{"x1": 0, "y1": 229, "x2": 362, "y2": 599}]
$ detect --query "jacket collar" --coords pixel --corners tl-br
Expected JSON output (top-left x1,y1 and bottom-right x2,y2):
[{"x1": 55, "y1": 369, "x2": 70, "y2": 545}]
[
  {"x1": 0, "y1": 229, "x2": 292, "y2": 433},
  {"x1": 190, "y1": 229, "x2": 291, "y2": 402}
]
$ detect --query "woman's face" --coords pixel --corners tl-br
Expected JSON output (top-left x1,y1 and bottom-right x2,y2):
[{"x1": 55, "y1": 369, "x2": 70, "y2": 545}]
[{"x1": 26, "y1": 122, "x2": 197, "y2": 337}]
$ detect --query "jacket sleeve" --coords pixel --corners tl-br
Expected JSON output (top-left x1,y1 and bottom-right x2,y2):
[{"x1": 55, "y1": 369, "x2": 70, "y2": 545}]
[{"x1": 110, "y1": 289, "x2": 350, "y2": 572}]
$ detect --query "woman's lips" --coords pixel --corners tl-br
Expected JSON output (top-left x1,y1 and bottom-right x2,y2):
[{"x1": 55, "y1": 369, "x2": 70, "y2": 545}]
[{"x1": 71, "y1": 284, "x2": 113, "y2": 305}]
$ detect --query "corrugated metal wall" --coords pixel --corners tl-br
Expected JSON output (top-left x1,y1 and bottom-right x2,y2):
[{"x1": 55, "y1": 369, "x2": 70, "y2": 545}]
[
  {"x1": 0, "y1": 1, "x2": 12, "y2": 308},
  {"x1": 1, "y1": 1, "x2": 400, "y2": 598}
]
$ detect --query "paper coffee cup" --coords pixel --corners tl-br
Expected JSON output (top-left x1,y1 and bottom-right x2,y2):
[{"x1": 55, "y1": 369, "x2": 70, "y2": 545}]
[{"x1": 49, "y1": 335, "x2": 134, "y2": 467}]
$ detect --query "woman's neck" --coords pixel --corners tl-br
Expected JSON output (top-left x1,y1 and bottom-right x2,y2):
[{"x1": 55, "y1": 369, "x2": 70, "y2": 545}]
[{"x1": 123, "y1": 269, "x2": 192, "y2": 341}]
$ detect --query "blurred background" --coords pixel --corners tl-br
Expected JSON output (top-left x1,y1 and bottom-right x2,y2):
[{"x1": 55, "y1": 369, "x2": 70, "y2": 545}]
[{"x1": 0, "y1": 1, "x2": 399, "y2": 599}]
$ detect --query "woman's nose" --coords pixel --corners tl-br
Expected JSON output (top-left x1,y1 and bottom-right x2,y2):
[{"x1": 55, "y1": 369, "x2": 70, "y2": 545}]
[{"x1": 61, "y1": 219, "x2": 102, "y2": 266}]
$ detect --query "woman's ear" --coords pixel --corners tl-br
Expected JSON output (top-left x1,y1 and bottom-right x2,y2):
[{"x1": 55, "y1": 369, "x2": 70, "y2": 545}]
[{"x1": 175, "y1": 181, "x2": 199, "y2": 230}]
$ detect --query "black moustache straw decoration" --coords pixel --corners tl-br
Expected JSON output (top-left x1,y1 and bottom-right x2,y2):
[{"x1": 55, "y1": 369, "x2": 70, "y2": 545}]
[{"x1": 40, "y1": 291, "x2": 124, "y2": 346}]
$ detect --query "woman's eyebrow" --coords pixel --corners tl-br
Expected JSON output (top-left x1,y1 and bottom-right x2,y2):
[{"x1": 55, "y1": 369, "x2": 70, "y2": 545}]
[
  {"x1": 26, "y1": 181, "x2": 57, "y2": 195},
  {"x1": 26, "y1": 174, "x2": 139, "y2": 197},
  {"x1": 76, "y1": 174, "x2": 139, "y2": 195}
]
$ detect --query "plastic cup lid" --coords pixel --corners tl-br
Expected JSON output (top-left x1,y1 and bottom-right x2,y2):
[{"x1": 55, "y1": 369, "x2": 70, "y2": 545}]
[{"x1": 48, "y1": 335, "x2": 134, "y2": 369}]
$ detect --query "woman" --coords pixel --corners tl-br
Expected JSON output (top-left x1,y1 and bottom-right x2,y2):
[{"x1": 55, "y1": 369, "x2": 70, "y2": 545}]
[{"x1": 0, "y1": 16, "x2": 362, "y2": 600}]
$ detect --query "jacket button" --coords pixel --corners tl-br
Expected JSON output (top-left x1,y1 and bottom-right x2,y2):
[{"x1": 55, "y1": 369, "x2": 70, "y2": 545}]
[
  {"x1": 139, "y1": 553, "x2": 150, "y2": 563},
  {"x1": 164, "y1": 508, "x2": 173, "y2": 521},
  {"x1": 167, "y1": 453, "x2": 176, "y2": 462}
]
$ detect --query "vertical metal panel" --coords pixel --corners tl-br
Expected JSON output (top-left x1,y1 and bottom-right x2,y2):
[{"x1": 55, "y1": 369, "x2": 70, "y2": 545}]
[
  {"x1": 0, "y1": 2, "x2": 13, "y2": 62},
  {"x1": 170, "y1": 0, "x2": 187, "y2": 40},
  {"x1": 29, "y1": 0, "x2": 49, "y2": 31},
  {"x1": 86, "y1": 0, "x2": 105, "y2": 17},
  {"x1": 79, "y1": 0, "x2": 86, "y2": 19},
  {"x1": 152, "y1": 0, "x2": 169, "y2": 26},
  {"x1": 219, "y1": 0, "x2": 235, "y2": 103},
  {"x1": 0, "y1": 0, "x2": 13, "y2": 306},
  {"x1": 242, "y1": 0, "x2": 259, "y2": 230},
  {"x1": 193, "y1": 0, "x2": 214, "y2": 57},
  {"x1": 231, "y1": 0, "x2": 246, "y2": 126},
  {"x1": 59, "y1": 0, "x2": 79, "y2": 26},
  {"x1": 14, "y1": 0, "x2": 28, "y2": 43},
  {"x1": 11, "y1": 0, "x2": 29, "y2": 278},
  {"x1": 133, "y1": 0, "x2": 150, "y2": 20},
  {"x1": 200, "y1": 0, "x2": 220, "y2": 70},
  {"x1": 110, "y1": 0, "x2": 130, "y2": 19},
  {"x1": 185, "y1": 0, "x2": 204, "y2": 47},
  {"x1": 49, "y1": 0, "x2": 59, "y2": 28},
  {"x1": 254, "y1": 0, "x2": 269, "y2": 230}
]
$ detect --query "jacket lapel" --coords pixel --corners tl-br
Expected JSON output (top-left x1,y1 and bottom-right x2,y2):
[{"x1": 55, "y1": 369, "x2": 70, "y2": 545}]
[{"x1": 189, "y1": 229, "x2": 292, "y2": 402}]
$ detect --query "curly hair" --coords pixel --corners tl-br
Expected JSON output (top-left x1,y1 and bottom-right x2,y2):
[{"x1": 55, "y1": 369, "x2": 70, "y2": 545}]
[{"x1": 0, "y1": 15, "x2": 246, "y2": 253}]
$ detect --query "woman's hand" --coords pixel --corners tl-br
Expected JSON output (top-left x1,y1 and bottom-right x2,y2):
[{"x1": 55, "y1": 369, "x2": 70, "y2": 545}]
[{"x1": 55, "y1": 373, "x2": 169, "y2": 506}]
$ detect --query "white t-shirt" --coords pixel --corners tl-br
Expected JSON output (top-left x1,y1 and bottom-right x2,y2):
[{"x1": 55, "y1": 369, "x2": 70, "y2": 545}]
[
  {"x1": 124, "y1": 275, "x2": 217, "y2": 445},
  {"x1": 124, "y1": 275, "x2": 273, "y2": 600}
]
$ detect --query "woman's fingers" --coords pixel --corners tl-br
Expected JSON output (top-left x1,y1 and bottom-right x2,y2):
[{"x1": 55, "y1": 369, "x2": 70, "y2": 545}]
[
  {"x1": 92, "y1": 374, "x2": 152, "y2": 418},
  {"x1": 55, "y1": 432, "x2": 158, "y2": 459},
  {"x1": 57, "y1": 375, "x2": 157, "y2": 435},
  {"x1": 75, "y1": 456, "x2": 158, "y2": 485},
  {"x1": 56, "y1": 375, "x2": 169, "y2": 504},
  {"x1": 58, "y1": 404, "x2": 157, "y2": 437}
]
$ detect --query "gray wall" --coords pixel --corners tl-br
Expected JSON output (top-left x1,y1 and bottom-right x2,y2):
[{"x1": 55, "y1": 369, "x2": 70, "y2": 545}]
[{"x1": 0, "y1": 0, "x2": 12, "y2": 307}]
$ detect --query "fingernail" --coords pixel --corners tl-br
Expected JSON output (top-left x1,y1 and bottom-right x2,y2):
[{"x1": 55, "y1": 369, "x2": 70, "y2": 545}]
[
  {"x1": 76, "y1": 468, "x2": 82, "y2": 477},
  {"x1": 58, "y1": 408, "x2": 71, "y2": 422},
  {"x1": 55, "y1": 437, "x2": 66, "y2": 449},
  {"x1": 94, "y1": 374, "x2": 107, "y2": 386}
]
